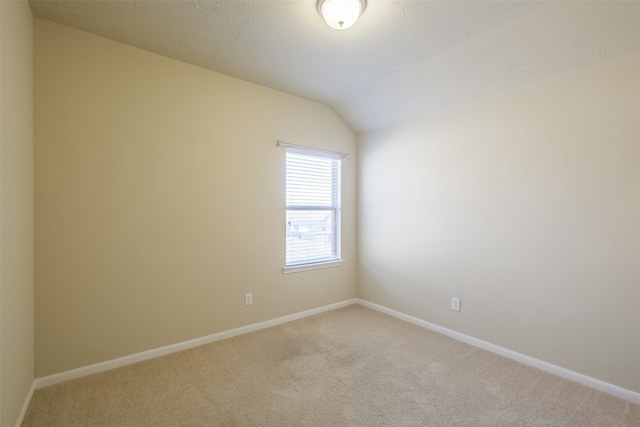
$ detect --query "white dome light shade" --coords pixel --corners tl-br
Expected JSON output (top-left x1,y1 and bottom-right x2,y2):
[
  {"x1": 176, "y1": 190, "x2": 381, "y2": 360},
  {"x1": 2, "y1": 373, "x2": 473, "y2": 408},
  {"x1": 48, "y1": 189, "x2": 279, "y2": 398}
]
[{"x1": 317, "y1": 0, "x2": 366, "y2": 30}]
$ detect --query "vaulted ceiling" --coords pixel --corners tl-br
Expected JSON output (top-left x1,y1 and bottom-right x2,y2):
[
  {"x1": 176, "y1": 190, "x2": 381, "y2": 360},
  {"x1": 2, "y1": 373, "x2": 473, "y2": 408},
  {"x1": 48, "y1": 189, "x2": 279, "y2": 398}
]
[{"x1": 29, "y1": 0, "x2": 640, "y2": 133}]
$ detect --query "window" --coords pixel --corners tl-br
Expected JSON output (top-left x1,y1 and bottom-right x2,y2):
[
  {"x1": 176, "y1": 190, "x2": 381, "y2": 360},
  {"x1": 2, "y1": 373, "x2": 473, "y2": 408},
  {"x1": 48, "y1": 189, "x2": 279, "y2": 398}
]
[{"x1": 285, "y1": 146, "x2": 342, "y2": 271}]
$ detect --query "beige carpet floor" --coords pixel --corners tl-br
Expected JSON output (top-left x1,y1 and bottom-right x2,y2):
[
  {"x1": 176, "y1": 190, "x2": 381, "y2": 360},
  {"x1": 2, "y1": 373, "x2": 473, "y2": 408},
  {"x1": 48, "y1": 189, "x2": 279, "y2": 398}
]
[{"x1": 23, "y1": 304, "x2": 639, "y2": 426}]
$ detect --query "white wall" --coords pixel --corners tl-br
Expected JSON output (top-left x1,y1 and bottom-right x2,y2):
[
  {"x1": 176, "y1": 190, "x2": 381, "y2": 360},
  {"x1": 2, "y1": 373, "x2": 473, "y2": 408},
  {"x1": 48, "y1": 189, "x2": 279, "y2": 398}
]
[
  {"x1": 0, "y1": 0, "x2": 34, "y2": 426},
  {"x1": 34, "y1": 19, "x2": 357, "y2": 377},
  {"x1": 359, "y1": 51, "x2": 640, "y2": 393}
]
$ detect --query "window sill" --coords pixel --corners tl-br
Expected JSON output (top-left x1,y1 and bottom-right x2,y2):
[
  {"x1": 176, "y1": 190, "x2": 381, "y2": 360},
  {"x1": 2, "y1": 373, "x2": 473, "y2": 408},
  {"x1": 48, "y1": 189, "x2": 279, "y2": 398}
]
[{"x1": 282, "y1": 260, "x2": 345, "y2": 274}]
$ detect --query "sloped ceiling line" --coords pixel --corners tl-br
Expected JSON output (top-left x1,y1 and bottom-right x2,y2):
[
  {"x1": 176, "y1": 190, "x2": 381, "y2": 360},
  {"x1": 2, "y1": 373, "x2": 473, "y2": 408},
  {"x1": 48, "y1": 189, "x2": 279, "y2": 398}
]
[{"x1": 29, "y1": 0, "x2": 640, "y2": 133}]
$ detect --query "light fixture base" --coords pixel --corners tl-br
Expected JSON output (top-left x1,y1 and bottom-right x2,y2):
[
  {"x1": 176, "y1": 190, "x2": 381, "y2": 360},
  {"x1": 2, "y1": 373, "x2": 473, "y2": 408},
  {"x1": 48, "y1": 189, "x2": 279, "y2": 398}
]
[{"x1": 317, "y1": 0, "x2": 367, "y2": 30}]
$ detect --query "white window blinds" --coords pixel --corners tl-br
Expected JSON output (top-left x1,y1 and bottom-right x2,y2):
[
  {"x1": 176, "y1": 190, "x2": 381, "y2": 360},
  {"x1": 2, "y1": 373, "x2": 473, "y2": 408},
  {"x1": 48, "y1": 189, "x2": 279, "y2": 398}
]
[{"x1": 285, "y1": 147, "x2": 341, "y2": 266}]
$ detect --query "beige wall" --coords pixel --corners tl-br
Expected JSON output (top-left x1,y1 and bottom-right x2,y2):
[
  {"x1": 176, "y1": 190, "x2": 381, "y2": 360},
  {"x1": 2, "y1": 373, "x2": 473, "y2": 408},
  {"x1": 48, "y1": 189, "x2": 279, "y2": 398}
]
[
  {"x1": 34, "y1": 19, "x2": 357, "y2": 377},
  {"x1": 1, "y1": 0, "x2": 34, "y2": 426},
  {"x1": 359, "y1": 51, "x2": 640, "y2": 393}
]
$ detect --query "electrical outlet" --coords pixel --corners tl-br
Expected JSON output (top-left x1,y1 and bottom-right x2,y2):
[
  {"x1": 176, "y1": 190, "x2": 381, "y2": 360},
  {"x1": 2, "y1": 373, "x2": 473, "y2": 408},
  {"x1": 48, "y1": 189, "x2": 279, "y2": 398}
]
[
  {"x1": 245, "y1": 293, "x2": 253, "y2": 306},
  {"x1": 451, "y1": 297, "x2": 460, "y2": 311}
]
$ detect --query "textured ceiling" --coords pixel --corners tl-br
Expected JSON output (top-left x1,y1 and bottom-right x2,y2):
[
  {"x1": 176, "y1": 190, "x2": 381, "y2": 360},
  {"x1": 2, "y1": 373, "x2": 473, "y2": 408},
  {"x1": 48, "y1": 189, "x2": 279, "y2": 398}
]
[{"x1": 29, "y1": 0, "x2": 640, "y2": 133}]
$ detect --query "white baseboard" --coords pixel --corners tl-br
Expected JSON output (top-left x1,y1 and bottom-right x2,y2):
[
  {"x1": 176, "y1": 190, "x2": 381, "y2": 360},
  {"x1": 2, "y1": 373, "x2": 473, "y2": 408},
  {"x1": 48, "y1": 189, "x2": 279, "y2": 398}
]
[
  {"x1": 355, "y1": 298, "x2": 640, "y2": 404},
  {"x1": 15, "y1": 381, "x2": 36, "y2": 427},
  {"x1": 35, "y1": 298, "x2": 358, "y2": 389},
  {"x1": 30, "y1": 297, "x2": 640, "y2": 406}
]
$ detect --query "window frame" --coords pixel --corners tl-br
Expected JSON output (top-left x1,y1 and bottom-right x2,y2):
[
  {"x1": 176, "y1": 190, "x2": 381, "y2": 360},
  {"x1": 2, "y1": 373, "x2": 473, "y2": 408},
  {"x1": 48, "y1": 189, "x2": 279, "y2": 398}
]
[{"x1": 283, "y1": 145, "x2": 344, "y2": 273}]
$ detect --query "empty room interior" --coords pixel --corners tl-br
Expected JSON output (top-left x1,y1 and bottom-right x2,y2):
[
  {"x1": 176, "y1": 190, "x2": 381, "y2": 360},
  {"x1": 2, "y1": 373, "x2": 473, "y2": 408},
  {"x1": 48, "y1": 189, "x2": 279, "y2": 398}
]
[{"x1": 2, "y1": 0, "x2": 639, "y2": 426}]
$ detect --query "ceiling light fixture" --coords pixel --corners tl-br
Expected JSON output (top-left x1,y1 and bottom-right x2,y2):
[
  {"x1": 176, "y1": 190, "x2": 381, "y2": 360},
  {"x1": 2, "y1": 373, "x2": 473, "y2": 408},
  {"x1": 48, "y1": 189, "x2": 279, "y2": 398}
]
[{"x1": 317, "y1": 0, "x2": 366, "y2": 30}]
